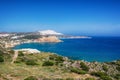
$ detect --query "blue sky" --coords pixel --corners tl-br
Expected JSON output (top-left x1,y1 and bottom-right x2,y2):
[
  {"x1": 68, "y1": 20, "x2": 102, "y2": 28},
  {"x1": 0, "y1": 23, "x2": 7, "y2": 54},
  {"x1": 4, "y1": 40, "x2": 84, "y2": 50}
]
[{"x1": 0, "y1": 0, "x2": 120, "y2": 36}]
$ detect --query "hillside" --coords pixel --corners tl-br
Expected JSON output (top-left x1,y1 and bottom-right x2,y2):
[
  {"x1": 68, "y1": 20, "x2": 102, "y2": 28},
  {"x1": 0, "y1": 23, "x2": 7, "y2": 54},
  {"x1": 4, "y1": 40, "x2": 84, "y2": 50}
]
[{"x1": 0, "y1": 46, "x2": 120, "y2": 80}]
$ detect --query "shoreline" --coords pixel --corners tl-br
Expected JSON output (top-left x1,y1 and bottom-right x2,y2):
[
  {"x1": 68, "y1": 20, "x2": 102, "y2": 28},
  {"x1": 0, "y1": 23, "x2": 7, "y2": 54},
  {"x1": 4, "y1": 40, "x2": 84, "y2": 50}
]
[
  {"x1": 12, "y1": 46, "x2": 119, "y2": 63},
  {"x1": 2, "y1": 37, "x2": 119, "y2": 63},
  {"x1": 5, "y1": 36, "x2": 62, "y2": 48}
]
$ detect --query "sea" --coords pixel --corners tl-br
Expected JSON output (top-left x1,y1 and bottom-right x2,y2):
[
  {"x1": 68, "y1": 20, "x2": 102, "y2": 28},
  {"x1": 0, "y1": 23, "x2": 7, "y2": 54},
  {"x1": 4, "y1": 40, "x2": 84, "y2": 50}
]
[{"x1": 13, "y1": 37, "x2": 120, "y2": 62}]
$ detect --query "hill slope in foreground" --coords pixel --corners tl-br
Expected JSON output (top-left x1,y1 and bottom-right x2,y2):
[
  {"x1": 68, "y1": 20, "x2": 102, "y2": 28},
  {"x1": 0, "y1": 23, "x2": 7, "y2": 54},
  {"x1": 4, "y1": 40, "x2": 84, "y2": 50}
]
[{"x1": 0, "y1": 46, "x2": 120, "y2": 80}]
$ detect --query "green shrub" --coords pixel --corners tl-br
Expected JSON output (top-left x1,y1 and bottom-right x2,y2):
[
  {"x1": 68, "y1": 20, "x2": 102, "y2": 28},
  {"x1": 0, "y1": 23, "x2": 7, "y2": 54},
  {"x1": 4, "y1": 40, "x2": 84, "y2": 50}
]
[
  {"x1": 101, "y1": 76, "x2": 112, "y2": 80},
  {"x1": 102, "y1": 65, "x2": 108, "y2": 71},
  {"x1": 23, "y1": 35, "x2": 41, "y2": 39},
  {"x1": 90, "y1": 72, "x2": 112, "y2": 80},
  {"x1": 91, "y1": 71, "x2": 107, "y2": 77},
  {"x1": 54, "y1": 78, "x2": 63, "y2": 80},
  {"x1": 42, "y1": 61, "x2": 54, "y2": 66},
  {"x1": 70, "y1": 67, "x2": 87, "y2": 74},
  {"x1": 24, "y1": 76, "x2": 38, "y2": 80},
  {"x1": 0, "y1": 53, "x2": 3, "y2": 57},
  {"x1": 116, "y1": 66, "x2": 120, "y2": 71},
  {"x1": 14, "y1": 60, "x2": 21, "y2": 63},
  {"x1": 0, "y1": 50, "x2": 4, "y2": 55},
  {"x1": 49, "y1": 55, "x2": 64, "y2": 63},
  {"x1": 80, "y1": 62, "x2": 89, "y2": 71},
  {"x1": 8, "y1": 50, "x2": 14, "y2": 54},
  {"x1": 18, "y1": 51, "x2": 24, "y2": 56},
  {"x1": 25, "y1": 60, "x2": 38, "y2": 65},
  {"x1": 85, "y1": 78, "x2": 95, "y2": 80},
  {"x1": 114, "y1": 74, "x2": 120, "y2": 79},
  {"x1": 66, "y1": 78, "x2": 74, "y2": 80},
  {"x1": 42, "y1": 78, "x2": 51, "y2": 80},
  {"x1": 55, "y1": 56, "x2": 64, "y2": 62},
  {"x1": 49, "y1": 55, "x2": 55, "y2": 60},
  {"x1": 0, "y1": 56, "x2": 4, "y2": 62}
]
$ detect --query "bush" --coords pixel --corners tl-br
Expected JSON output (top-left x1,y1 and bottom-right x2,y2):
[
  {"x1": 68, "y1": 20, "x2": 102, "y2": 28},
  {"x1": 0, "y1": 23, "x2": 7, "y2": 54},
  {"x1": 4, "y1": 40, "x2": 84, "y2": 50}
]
[
  {"x1": 91, "y1": 71, "x2": 107, "y2": 77},
  {"x1": 42, "y1": 61, "x2": 54, "y2": 66},
  {"x1": 8, "y1": 50, "x2": 14, "y2": 54},
  {"x1": 24, "y1": 76, "x2": 38, "y2": 80},
  {"x1": 85, "y1": 78, "x2": 95, "y2": 80},
  {"x1": 55, "y1": 56, "x2": 64, "y2": 62},
  {"x1": 102, "y1": 65, "x2": 108, "y2": 71},
  {"x1": 116, "y1": 66, "x2": 120, "y2": 71},
  {"x1": 0, "y1": 56, "x2": 4, "y2": 62},
  {"x1": 114, "y1": 74, "x2": 120, "y2": 79},
  {"x1": 70, "y1": 67, "x2": 87, "y2": 74},
  {"x1": 101, "y1": 76, "x2": 112, "y2": 80},
  {"x1": 18, "y1": 51, "x2": 24, "y2": 56},
  {"x1": 66, "y1": 78, "x2": 74, "y2": 80},
  {"x1": 0, "y1": 50, "x2": 4, "y2": 55},
  {"x1": 54, "y1": 78, "x2": 63, "y2": 80},
  {"x1": 25, "y1": 60, "x2": 38, "y2": 65},
  {"x1": 42, "y1": 78, "x2": 51, "y2": 80},
  {"x1": 90, "y1": 72, "x2": 112, "y2": 80},
  {"x1": 23, "y1": 35, "x2": 41, "y2": 39},
  {"x1": 14, "y1": 60, "x2": 21, "y2": 63},
  {"x1": 80, "y1": 62, "x2": 89, "y2": 71},
  {"x1": 49, "y1": 55, "x2": 64, "y2": 63}
]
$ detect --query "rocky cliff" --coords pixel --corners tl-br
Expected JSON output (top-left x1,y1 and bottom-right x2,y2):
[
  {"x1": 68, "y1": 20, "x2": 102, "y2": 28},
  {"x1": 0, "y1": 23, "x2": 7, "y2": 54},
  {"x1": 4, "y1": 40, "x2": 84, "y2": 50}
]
[{"x1": 35, "y1": 36, "x2": 62, "y2": 42}]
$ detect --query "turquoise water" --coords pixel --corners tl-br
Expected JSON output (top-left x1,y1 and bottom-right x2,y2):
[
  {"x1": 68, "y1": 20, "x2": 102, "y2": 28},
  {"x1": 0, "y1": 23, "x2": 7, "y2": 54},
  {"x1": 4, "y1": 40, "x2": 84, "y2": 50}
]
[{"x1": 13, "y1": 37, "x2": 120, "y2": 62}]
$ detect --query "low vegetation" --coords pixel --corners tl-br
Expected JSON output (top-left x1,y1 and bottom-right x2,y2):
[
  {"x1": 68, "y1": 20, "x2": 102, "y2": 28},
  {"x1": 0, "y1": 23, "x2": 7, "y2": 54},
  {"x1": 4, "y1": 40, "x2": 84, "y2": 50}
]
[
  {"x1": 22, "y1": 35, "x2": 41, "y2": 39},
  {"x1": 24, "y1": 76, "x2": 38, "y2": 80},
  {"x1": 85, "y1": 78, "x2": 95, "y2": 80},
  {"x1": 116, "y1": 66, "x2": 120, "y2": 71},
  {"x1": 18, "y1": 51, "x2": 24, "y2": 56},
  {"x1": 102, "y1": 65, "x2": 108, "y2": 71},
  {"x1": 0, "y1": 51, "x2": 4, "y2": 62},
  {"x1": 90, "y1": 72, "x2": 112, "y2": 80},
  {"x1": 80, "y1": 62, "x2": 89, "y2": 71},
  {"x1": 70, "y1": 67, "x2": 87, "y2": 74},
  {"x1": 0, "y1": 45, "x2": 120, "y2": 80},
  {"x1": 25, "y1": 59, "x2": 38, "y2": 65},
  {"x1": 113, "y1": 74, "x2": 120, "y2": 80},
  {"x1": 0, "y1": 56, "x2": 4, "y2": 62},
  {"x1": 49, "y1": 54, "x2": 64, "y2": 63},
  {"x1": 42, "y1": 61, "x2": 54, "y2": 66}
]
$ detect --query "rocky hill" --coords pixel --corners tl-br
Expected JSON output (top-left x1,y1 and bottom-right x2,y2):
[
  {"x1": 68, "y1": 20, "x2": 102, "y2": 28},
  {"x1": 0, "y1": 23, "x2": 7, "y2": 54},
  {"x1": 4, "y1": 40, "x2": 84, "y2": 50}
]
[{"x1": 35, "y1": 36, "x2": 62, "y2": 42}]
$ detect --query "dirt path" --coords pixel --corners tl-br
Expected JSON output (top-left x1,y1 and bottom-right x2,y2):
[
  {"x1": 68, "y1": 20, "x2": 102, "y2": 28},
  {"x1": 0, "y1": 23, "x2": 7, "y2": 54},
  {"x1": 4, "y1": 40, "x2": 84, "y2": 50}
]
[{"x1": 11, "y1": 51, "x2": 18, "y2": 64}]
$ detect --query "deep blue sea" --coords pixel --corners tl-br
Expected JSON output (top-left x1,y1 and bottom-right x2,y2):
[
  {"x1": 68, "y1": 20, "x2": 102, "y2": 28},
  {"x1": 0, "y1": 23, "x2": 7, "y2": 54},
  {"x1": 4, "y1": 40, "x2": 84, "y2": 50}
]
[{"x1": 13, "y1": 37, "x2": 120, "y2": 62}]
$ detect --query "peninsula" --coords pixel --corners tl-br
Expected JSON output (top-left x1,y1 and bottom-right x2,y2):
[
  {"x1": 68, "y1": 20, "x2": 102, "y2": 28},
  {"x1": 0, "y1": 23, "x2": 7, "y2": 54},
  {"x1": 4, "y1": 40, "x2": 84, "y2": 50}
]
[{"x1": 0, "y1": 30, "x2": 90, "y2": 48}]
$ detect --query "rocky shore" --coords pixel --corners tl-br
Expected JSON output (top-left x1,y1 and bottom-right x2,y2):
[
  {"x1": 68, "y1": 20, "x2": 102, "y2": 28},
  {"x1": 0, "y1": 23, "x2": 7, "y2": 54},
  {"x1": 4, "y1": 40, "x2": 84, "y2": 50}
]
[
  {"x1": 35, "y1": 36, "x2": 62, "y2": 42},
  {"x1": 3, "y1": 36, "x2": 62, "y2": 48}
]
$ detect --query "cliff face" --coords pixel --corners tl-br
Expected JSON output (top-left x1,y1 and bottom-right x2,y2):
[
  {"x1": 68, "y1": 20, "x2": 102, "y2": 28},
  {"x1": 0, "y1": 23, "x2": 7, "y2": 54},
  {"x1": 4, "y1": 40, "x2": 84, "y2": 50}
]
[{"x1": 35, "y1": 36, "x2": 62, "y2": 42}]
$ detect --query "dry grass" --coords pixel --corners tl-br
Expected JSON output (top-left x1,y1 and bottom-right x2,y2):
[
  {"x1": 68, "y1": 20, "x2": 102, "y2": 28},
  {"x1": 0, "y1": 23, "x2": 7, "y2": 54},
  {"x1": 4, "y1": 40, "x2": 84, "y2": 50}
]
[{"x1": 0, "y1": 52, "x2": 96, "y2": 80}]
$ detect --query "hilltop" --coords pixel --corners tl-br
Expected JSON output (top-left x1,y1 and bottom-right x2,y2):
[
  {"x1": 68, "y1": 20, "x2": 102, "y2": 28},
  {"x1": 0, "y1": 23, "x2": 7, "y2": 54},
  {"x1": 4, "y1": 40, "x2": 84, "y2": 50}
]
[{"x1": 38, "y1": 30, "x2": 63, "y2": 36}]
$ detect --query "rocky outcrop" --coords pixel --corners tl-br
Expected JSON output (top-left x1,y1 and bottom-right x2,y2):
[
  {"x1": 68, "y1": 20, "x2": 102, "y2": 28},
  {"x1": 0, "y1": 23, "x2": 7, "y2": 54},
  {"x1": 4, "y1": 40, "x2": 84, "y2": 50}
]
[{"x1": 35, "y1": 36, "x2": 62, "y2": 42}]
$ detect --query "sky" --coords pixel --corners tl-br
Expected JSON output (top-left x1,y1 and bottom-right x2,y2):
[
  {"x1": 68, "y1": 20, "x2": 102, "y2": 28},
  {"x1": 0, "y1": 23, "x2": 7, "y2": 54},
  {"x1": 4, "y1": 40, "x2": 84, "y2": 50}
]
[{"x1": 0, "y1": 0, "x2": 120, "y2": 36}]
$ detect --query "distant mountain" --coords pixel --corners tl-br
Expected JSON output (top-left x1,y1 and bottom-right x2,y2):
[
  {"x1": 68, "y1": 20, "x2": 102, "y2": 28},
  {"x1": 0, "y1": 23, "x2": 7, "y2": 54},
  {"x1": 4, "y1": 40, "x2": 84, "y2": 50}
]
[{"x1": 38, "y1": 30, "x2": 63, "y2": 35}]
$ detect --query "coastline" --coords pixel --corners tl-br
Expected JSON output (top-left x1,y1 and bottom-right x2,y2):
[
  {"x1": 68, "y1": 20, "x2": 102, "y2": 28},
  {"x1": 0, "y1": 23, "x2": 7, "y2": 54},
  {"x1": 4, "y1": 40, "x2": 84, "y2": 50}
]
[
  {"x1": 1, "y1": 36, "x2": 119, "y2": 62},
  {"x1": 5, "y1": 36, "x2": 63, "y2": 48},
  {"x1": 0, "y1": 37, "x2": 120, "y2": 80},
  {"x1": 12, "y1": 37, "x2": 120, "y2": 62}
]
